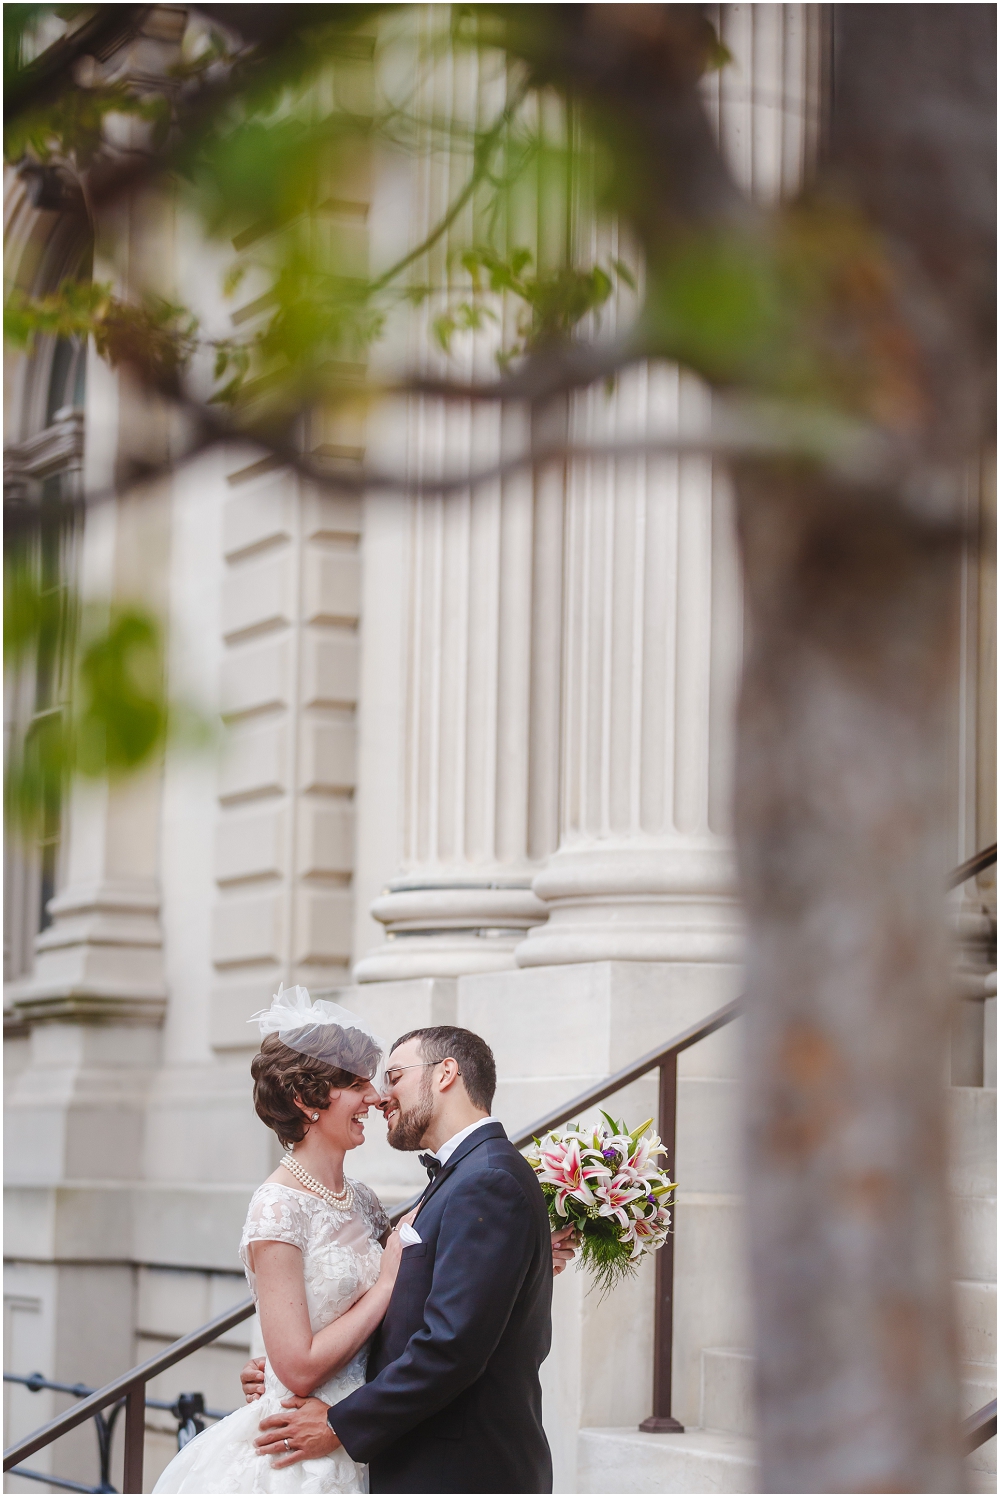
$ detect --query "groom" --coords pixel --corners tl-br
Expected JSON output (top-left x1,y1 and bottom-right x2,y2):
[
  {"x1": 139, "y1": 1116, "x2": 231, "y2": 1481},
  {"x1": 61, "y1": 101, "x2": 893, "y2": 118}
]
[{"x1": 250, "y1": 1026, "x2": 558, "y2": 1493}]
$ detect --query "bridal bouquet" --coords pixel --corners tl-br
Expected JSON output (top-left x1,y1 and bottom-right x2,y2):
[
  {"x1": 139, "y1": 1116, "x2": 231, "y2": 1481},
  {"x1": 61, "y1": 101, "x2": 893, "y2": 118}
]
[{"x1": 526, "y1": 1113, "x2": 675, "y2": 1293}]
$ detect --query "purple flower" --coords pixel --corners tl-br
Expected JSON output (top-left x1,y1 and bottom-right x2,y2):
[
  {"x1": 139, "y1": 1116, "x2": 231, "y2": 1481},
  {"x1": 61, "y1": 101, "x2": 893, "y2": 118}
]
[{"x1": 602, "y1": 1147, "x2": 619, "y2": 1162}]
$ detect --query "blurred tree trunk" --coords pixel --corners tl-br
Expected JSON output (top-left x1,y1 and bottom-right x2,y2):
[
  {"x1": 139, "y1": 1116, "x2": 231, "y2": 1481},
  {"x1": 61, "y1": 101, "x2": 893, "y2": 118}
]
[{"x1": 736, "y1": 7, "x2": 994, "y2": 1491}]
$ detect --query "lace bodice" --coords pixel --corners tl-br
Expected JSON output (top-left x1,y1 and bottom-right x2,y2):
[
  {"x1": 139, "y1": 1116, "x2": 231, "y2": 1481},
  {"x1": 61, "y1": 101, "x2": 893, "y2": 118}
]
[
  {"x1": 153, "y1": 1178, "x2": 386, "y2": 1494},
  {"x1": 240, "y1": 1178, "x2": 388, "y2": 1405}
]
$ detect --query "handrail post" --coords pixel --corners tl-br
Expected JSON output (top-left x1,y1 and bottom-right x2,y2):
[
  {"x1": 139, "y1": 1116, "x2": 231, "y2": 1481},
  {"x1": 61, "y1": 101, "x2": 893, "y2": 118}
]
[
  {"x1": 639, "y1": 1053, "x2": 685, "y2": 1433},
  {"x1": 122, "y1": 1380, "x2": 145, "y2": 1494}
]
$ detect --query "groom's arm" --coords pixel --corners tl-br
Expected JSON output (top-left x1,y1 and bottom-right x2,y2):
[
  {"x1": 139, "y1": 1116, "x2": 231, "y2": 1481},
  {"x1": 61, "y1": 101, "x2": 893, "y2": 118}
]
[{"x1": 329, "y1": 1166, "x2": 537, "y2": 1464}]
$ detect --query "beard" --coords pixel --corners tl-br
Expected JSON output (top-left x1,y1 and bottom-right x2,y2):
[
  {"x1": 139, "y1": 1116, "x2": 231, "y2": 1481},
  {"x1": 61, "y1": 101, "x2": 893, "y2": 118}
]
[{"x1": 387, "y1": 1075, "x2": 434, "y2": 1152}]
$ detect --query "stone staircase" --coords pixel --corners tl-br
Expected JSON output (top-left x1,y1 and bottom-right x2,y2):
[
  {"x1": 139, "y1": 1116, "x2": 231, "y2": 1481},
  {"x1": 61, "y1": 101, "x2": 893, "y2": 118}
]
[{"x1": 577, "y1": 1079, "x2": 997, "y2": 1493}]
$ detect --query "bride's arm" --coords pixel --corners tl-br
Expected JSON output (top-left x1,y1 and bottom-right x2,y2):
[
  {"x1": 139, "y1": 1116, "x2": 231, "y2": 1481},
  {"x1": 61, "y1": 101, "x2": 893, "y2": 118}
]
[{"x1": 251, "y1": 1230, "x2": 404, "y2": 1398}]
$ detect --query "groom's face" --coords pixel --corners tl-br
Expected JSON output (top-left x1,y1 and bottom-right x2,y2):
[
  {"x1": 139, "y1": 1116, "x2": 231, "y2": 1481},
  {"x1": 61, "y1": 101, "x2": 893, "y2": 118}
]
[{"x1": 382, "y1": 1038, "x2": 436, "y2": 1152}]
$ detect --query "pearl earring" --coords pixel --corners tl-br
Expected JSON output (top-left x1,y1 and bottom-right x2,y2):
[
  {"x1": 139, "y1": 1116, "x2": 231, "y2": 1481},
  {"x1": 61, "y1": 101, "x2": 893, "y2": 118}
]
[{"x1": 311, "y1": 1113, "x2": 319, "y2": 1121}]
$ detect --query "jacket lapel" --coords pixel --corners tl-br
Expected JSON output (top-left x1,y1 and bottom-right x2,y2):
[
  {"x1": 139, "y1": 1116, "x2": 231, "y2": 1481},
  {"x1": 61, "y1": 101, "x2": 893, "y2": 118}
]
[{"x1": 414, "y1": 1120, "x2": 507, "y2": 1218}]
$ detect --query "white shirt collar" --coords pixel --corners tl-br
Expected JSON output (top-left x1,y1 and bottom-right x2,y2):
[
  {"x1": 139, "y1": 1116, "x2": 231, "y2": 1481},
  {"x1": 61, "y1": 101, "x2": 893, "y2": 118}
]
[{"x1": 432, "y1": 1116, "x2": 494, "y2": 1167}]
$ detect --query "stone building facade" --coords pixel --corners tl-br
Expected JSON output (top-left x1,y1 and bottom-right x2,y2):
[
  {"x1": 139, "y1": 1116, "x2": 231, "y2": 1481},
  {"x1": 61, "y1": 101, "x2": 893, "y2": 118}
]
[{"x1": 4, "y1": 7, "x2": 995, "y2": 1492}]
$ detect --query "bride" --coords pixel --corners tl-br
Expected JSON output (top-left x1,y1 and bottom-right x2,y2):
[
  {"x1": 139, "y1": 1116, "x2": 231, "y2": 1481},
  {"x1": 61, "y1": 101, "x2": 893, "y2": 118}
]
[{"x1": 154, "y1": 987, "x2": 406, "y2": 1495}]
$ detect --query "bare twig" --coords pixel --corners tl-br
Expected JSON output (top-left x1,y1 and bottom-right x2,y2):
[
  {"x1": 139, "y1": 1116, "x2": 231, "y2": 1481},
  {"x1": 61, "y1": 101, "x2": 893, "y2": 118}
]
[
  {"x1": 398, "y1": 335, "x2": 643, "y2": 405},
  {"x1": 5, "y1": 375, "x2": 947, "y2": 528},
  {"x1": 368, "y1": 77, "x2": 531, "y2": 294}
]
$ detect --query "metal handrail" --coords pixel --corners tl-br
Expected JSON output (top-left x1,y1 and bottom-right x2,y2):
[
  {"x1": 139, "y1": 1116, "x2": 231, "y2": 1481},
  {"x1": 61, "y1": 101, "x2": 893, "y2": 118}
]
[
  {"x1": 963, "y1": 1398, "x2": 998, "y2": 1454},
  {"x1": 3, "y1": 1372, "x2": 232, "y2": 1421},
  {"x1": 384, "y1": 998, "x2": 743, "y2": 1227},
  {"x1": 2, "y1": 1000, "x2": 742, "y2": 1470},
  {"x1": 3, "y1": 1374, "x2": 233, "y2": 1495},
  {"x1": 948, "y1": 842, "x2": 997, "y2": 889},
  {"x1": 5, "y1": 844, "x2": 996, "y2": 1484},
  {"x1": 391, "y1": 992, "x2": 747, "y2": 1430},
  {"x1": 510, "y1": 997, "x2": 742, "y2": 1150},
  {"x1": 530, "y1": 993, "x2": 741, "y2": 1433},
  {"x1": 2, "y1": 1297, "x2": 255, "y2": 1491}
]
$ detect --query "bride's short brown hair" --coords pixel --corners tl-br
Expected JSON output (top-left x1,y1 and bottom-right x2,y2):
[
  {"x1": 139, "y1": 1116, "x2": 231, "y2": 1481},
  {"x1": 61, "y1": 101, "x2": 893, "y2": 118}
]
[{"x1": 251, "y1": 1036, "x2": 364, "y2": 1148}]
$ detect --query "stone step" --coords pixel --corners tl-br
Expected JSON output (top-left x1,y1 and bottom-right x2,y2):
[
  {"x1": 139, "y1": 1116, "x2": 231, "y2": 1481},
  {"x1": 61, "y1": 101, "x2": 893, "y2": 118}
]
[
  {"x1": 948, "y1": 1087, "x2": 997, "y2": 1199},
  {"x1": 577, "y1": 1426, "x2": 756, "y2": 1495},
  {"x1": 961, "y1": 1361, "x2": 998, "y2": 1413},
  {"x1": 701, "y1": 1347, "x2": 754, "y2": 1437},
  {"x1": 697, "y1": 1348, "x2": 995, "y2": 1450},
  {"x1": 578, "y1": 1422, "x2": 993, "y2": 1493}
]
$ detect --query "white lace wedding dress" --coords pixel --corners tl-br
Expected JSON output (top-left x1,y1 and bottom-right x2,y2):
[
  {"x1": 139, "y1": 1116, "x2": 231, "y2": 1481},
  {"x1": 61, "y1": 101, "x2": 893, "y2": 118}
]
[{"x1": 153, "y1": 1178, "x2": 388, "y2": 1494}]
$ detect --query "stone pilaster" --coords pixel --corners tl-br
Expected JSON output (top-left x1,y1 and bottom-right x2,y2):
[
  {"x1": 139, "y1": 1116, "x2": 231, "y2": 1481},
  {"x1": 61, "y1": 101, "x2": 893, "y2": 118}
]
[
  {"x1": 3, "y1": 25, "x2": 186, "y2": 1486},
  {"x1": 6, "y1": 234, "x2": 172, "y2": 1030},
  {"x1": 208, "y1": 455, "x2": 364, "y2": 1043}
]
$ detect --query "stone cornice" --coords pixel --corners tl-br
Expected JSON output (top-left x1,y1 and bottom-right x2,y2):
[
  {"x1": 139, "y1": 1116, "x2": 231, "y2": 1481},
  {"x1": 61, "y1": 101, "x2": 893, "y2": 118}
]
[{"x1": 3, "y1": 989, "x2": 167, "y2": 1028}]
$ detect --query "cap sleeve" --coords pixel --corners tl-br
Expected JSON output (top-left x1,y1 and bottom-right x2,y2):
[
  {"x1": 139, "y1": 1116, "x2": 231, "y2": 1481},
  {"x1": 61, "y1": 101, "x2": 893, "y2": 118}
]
[{"x1": 241, "y1": 1184, "x2": 312, "y2": 1254}]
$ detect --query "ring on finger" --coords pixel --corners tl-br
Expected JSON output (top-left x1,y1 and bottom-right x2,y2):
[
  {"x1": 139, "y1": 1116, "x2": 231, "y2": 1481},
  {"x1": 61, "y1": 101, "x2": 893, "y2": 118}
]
[{"x1": 284, "y1": 1438, "x2": 292, "y2": 1451}]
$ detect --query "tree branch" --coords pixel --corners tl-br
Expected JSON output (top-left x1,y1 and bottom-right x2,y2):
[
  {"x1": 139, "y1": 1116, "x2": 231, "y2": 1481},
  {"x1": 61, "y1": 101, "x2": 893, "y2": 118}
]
[
  {"x1": 4, "y1": 5, "x2": 147, "y2": 124},
  {"x1": 7, "y1": 378, "x2": 956, "y2": 533}
]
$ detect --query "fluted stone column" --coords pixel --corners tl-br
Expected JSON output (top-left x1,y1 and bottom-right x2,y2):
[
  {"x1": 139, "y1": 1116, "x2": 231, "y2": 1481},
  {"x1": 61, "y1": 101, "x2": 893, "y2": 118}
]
[
  {"x1": 515, "y1": 2, "x2": 825, "y2": 973},
  {"x1": 354, "y1": 395, "x2": 559, "y2": 979},
  {"x1": 515, "y1": 362, "x2": 744, "y2": 967},
  {"x1": 355, "y1": 29, "x2": 563, "y2": 981}
]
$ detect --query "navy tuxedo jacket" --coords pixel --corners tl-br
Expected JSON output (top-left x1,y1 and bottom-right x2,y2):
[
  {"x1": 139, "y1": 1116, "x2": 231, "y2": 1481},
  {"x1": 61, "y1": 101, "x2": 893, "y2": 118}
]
[{"x1": 328, "y1": 1121, "x2": 553, "y2": 1493}]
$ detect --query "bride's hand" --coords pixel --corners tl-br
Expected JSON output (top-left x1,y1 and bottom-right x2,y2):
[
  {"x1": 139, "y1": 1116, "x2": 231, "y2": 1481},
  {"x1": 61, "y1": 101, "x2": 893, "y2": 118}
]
[
  {"x1": 241, "y1": 1356, "x2": 266, "y2": 1403},
  {"x1": 377, "y1": 1210, "x2": 416, "y2": 1288}
]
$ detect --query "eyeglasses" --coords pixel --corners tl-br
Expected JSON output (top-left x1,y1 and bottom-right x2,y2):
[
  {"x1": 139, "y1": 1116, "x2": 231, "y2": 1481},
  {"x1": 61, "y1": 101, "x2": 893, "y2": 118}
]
[{"x1": 383, "y1": 1060, "x2": 458, "y2": 1088}]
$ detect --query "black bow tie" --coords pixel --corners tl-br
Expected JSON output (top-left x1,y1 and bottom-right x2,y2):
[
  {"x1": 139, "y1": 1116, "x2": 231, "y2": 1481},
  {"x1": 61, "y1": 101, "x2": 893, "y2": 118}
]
[{"x1": 418, "y1": 1152, "x2": 441, "y2": 1181}]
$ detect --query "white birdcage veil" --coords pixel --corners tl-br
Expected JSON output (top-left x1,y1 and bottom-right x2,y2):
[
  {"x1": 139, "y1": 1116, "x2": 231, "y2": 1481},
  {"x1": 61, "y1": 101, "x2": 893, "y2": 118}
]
[{"x1": 249, "y1": 984, "x2": 384, "y2": 1081}]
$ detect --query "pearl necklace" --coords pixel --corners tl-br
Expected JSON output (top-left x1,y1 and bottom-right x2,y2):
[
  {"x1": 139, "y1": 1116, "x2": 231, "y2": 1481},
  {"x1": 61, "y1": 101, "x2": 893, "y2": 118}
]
[{"x1": 281, "y1": 1152, "x2": 354, "y2": 1213}]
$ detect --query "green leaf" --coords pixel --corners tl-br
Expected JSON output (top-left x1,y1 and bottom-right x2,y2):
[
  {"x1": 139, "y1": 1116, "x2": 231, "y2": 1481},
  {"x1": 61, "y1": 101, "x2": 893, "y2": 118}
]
[
  {"x1": 432, "y1": 312, "x2": 456, "y2": 352},
  {"x1": 613, "y1": 258, "x2": 637, "y2": 290}
]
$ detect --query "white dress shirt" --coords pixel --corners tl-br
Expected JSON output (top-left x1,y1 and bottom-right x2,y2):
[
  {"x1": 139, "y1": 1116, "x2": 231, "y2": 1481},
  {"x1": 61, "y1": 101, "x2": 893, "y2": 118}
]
[{"x1": 431, "y1": 1115, "x2": 495, "y2": 1167}]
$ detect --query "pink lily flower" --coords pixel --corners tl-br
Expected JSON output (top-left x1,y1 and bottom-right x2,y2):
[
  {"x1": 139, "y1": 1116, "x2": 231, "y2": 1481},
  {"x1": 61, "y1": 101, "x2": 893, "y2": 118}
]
[
  {"x1": 535, "y1": 1137, "x2": 610, "y2": 1216},
  {"x1": 594, "y1": 1176, "x2": 646, "y2": 1228}
]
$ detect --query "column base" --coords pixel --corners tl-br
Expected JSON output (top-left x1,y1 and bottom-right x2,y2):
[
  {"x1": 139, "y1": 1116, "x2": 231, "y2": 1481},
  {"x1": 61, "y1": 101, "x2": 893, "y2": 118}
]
[
  {"x1": 355, "y1": 931, "x2": 524, "y2": 982},
  {"x1": 358, "y1": 877, "x2": 548, "y2": 981},
  {"x1": 517, "y1": 841, "x2": 742, "y2": 968},
  {"x1": 5, "y1": 877, "x2": 167, "y2": 1025},
  {"x1": 639, "y1": 1415, "x2": 686, "y2": 1433}
]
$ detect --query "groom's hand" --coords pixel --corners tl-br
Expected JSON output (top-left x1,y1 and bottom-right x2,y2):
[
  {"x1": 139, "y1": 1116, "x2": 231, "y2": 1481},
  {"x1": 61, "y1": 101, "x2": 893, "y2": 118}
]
[
  {"x1": 552, "y1": 1224, "x2": 579, "y2": 1275},
  {"x1": 255, "y1": 1396, "x2": 341, "y2": 1467}
]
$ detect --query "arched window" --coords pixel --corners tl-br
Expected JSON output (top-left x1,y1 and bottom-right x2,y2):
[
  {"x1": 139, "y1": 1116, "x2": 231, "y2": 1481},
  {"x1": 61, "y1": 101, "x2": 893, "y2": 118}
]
[{"x1": 45, "y1": 334, "x2": 88, "y2": 426}]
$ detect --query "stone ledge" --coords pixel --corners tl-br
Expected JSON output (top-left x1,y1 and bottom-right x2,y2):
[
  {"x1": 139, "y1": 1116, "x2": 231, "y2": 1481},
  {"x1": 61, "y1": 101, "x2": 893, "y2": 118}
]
[
  {"x1": 4, "y1": 1181, "x2": 254, "y2": 1272},
  {"x1": 577, "y1": 1425, "x2": 757, "y2": 1495},
  {"x1": 4, "y1": 992, "x2": 167, "y2": 1027}
]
